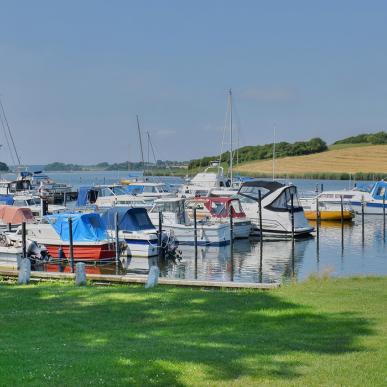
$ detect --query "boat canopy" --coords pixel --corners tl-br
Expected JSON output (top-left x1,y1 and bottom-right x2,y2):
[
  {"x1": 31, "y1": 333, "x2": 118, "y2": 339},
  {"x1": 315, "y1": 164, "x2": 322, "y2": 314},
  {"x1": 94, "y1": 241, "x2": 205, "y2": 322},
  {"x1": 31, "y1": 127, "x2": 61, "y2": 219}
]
[
  {"x1": 371, "y1": 181, "x2": 387, "y2": 200},
  {"x1": 0, "y1": 194, "x2": 14, "y2": 205},
  {"x1": 76, "y1": 186, "x2": 99, "y2": 206},
  {"x1": 238, "y1": 180, "x2": 285, "y2": 201},
  {"x1": 101, "y1": 207, "x2": 155, "y2": 232},
  {"x1": 45, "y1": 212, "x2": 108, "y2": 242},
  {"x1": 0, "y1": 205, "x2": 34, "y2": 224}
]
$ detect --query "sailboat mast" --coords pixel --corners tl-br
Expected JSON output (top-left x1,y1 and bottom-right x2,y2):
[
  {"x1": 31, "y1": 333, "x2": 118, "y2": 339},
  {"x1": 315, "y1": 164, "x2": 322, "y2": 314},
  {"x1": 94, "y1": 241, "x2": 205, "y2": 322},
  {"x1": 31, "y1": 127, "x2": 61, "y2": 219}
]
[
  {"x1": 229, "y1": 89, "x2": 233, "y2": 183},
  {"x1": 136, "y1": 115, "x2": 145, "y2": 174},
  {"x1": 272, "y1": 126, "x2": 276, "y2": 180},
  {"x1": 0, "y1": 98, "x2": 21, "y2": 166}
]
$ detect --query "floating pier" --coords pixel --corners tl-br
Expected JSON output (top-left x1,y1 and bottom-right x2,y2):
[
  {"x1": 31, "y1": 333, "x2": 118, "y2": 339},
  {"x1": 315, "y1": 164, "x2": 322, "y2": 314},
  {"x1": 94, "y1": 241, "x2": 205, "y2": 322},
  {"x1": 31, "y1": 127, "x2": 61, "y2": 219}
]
[{"x1": 0, "y1": 269, "x2": 280, "y2": 290}]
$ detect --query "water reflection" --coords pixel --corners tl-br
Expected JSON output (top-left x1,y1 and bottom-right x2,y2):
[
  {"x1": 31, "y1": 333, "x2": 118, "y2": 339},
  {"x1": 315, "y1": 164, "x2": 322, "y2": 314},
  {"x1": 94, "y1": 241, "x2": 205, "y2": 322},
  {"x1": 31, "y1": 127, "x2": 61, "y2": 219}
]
[{"x1": 9, "y1": 214, "x2": 387, "y2": 284}]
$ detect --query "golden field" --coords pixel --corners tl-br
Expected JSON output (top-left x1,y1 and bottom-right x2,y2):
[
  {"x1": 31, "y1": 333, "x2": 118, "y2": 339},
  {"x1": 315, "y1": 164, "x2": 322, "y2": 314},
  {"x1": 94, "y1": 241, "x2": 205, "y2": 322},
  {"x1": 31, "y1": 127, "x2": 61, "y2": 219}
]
[{"x1": 234, "y1": 144, "x2": 387, "y2": 175}]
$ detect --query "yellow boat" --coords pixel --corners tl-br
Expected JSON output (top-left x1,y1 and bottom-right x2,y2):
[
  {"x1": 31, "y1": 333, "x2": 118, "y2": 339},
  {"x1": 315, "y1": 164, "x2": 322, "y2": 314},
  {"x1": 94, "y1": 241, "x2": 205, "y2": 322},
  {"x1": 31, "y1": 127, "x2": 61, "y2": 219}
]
[{"x1": 304, "y1": 210, "x2": 355, "y2": 221}]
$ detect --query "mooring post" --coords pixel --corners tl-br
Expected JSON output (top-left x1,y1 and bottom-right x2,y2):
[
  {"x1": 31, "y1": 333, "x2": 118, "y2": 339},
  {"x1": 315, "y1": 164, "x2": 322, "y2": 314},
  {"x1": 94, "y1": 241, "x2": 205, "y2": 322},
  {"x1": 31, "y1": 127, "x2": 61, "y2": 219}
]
[
  {"x1": 229, "y1": 205, "x2": 234, "y2": 248},
  {"x1": 316, "y1": 196, "x2": 320, "y2": 238},
  {"x1": 18, "y1": 258, "x2": 31, "y2": 285},
  {"x1": 229, "y1": 204, "x2": 234, "y2": 281},
  {"x1": 114, "y1": 211, "x2": 120, "y2": 266},
  {"x1": 68, "y1": 217, "x2": 74, "y2": 273},
  {"x1": 383, "y1": 193, "x2": 386, "y2": 240},
  {"x1": 22, "y1": 222, "x2": 27, "y2": 258},
  {"x1": 193, "y1": 207, "x2": 198, "y2": 257},
  {"x1": 290, "y1": 193, "x2": 295, "y2": 241},
  {"x1": 258, "y1": 190, "x2": 263, "y2": 243},
  {"x1": 320, "y1": 183, "x2": 324, "y2": 193},
  {"x1": 361, "y1": 199, "x2": 365, "y2": 244},
  {"x1": 75, "y1": 262, "x2": 87, "y2": 286},
  {"x1": 340, "y1": 195, "x2": 344, "y2": 227},
  {"x1": 8, "y1": 222, "x2": 11, "y2": 232},
  {"x1": 63, "y1": 192, "x2": 67, "y2": 207},
  {"x1": 58, "y1": 246, "x2": 64, "y2": 272},
  {"x1": 158, "y1": 211, "x2": 163, "y2": 259}
]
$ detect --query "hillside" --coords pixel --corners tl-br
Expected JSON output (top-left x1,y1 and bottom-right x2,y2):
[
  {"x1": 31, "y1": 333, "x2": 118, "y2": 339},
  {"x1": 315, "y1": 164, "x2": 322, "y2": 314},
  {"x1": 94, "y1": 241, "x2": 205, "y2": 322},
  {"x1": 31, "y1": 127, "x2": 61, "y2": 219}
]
[{"x1": 234, "y1": 144, "x2": 387, "y2": 177}]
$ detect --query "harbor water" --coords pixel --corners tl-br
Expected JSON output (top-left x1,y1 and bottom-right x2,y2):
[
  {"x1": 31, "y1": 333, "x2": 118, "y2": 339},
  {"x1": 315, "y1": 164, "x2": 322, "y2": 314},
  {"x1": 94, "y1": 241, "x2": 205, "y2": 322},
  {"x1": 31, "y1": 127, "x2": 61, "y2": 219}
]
[{"x1": 1, "y1": 171, "x2": 386, "y2": 284}]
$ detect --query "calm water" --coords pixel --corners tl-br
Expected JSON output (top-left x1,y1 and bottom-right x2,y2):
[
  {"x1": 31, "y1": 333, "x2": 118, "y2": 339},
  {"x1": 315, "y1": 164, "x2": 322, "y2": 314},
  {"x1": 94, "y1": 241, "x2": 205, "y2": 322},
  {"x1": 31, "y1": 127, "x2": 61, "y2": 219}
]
[{"x1": 7, "y1": 171, "x2": 387, "y2": 283}]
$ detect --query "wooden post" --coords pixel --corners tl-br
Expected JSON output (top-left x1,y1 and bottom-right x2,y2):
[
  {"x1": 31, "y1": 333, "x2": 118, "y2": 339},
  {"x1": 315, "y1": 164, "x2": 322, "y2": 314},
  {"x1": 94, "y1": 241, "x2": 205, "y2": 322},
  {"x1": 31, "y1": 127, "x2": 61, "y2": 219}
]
[
  {"x1": 320, "y1": 183, "x2": 324, "y2": 193},
  {"x1": 22, "y1": 222, "x2": 27, "y2": 258},
  {"x1": 340, "y1": 195, "x2": 344, "y2": 227},
  {"x1": 8, "y1": 222, "x2": 11, "y2": 232},
  {"x1": 229, "y1": 205, "x2": 234, "y2": 246},
  {"x1": 63, "y1": 192, "x2": 67, "y2": 207},
  {"x1": 158, "y1": 211, "x2": 163, "y2": 259},
  {"x1": 383, "y1": 194, "x2": 386, "y2": 239},
  {"x1": 114, "y1": 211, "x2": 119, "y2": 266},
  {"x1": 290, "y1": 193, "x2": 295, "y2": 241},
  {"x1": 258, "y1": 190, "x2": 263, "y2": 242},
  {"x1": 316, "y1": 197, "x2": 320, "y2": 238},
  {"x1": 68, "y1": 217, "x2": 74, "y2": 273},
  {"x1": 193, "y1": 207, "x2": 198, "y2": 257},
  {"x1": 361, "y1": 200, "x2": 365, "y2": 244}
]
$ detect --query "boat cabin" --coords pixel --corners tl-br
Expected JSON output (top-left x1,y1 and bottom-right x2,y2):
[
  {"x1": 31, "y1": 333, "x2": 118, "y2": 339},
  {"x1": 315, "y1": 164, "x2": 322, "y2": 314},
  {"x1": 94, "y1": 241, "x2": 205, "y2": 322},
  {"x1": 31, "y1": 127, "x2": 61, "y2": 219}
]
[{"x1": 238, "y1": 180, "x2": 303, "y2": 212}]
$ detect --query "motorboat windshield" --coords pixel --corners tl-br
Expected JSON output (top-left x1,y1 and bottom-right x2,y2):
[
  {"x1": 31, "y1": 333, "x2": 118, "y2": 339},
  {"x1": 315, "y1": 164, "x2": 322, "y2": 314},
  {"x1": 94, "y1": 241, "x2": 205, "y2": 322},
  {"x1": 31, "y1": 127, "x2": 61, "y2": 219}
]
[
  {"x1": 238, "y1": 181, "x2": 285, "y2": 201},
  {"x1": 267, "y1": 186, "x2": 302, "y2": 211}
]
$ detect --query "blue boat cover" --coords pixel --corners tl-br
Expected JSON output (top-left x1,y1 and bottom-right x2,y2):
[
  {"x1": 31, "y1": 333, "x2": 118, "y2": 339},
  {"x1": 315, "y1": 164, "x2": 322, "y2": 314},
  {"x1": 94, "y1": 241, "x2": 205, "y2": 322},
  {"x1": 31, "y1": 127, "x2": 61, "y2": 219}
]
[
  {"x1": 45, "y1": 212, "x2": 108, "y2": 242},
  {"x1": 101, "y1": 207, "x2": 155, "y2": 232},
  {"x1": 77, "y1": 186, "x2": 93, "y2": 207},
  {"x1": 125, "y1": 185, "x2": 144, "y2": 195},
  {"x1": 0, "y1": 195, "x2": 14, "y2": 205}
]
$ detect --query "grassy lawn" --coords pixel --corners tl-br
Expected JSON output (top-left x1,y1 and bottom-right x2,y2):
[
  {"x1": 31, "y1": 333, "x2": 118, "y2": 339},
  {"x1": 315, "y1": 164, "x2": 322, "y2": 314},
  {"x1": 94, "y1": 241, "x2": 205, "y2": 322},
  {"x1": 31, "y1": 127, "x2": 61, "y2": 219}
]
[{"x1": 0, "y1": 277, "x2": 386, "y2": 386}]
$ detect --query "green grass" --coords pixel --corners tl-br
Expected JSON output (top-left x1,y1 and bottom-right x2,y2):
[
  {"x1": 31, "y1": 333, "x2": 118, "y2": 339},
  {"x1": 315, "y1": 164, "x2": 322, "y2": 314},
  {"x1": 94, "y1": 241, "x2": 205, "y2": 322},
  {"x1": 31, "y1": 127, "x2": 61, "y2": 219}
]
[{"x1": 0, "y1": 277, "x2": 386, "y2": 386}]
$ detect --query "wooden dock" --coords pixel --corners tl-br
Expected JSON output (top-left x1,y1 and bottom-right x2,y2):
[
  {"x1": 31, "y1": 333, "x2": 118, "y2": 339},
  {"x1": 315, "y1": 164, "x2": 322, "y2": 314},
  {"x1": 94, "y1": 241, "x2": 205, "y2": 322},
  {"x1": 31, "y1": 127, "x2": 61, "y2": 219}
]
[{"x1": 0, "y1": 269, "x2": 280, "y2": 290}]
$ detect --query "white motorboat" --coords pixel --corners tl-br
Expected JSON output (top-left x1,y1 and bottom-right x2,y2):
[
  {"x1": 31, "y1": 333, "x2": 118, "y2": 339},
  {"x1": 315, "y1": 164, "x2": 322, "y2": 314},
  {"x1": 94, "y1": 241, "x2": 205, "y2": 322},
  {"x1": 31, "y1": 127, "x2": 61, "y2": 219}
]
[
  {"x1": 123, "y1": 182, "x2": 174, "y2": 200},
  {"x1": 185, "y1": 196, "x2": 251, "y2": 238},
  {"x1": 101, "y1": 207, "x2": 159, "y2": 257},
  {"x1": 12, "y1": 193, "x2": 66, "y2": 217},
  {"x1": 237, "y1": 180, "x2": 314, "y2": 238},
  {"x1": 179, "y1": 166, "x2": 237, "y2": 198},
  {"x1": 307, "y1": 180, "x2": 387, "y2": 215},
  {"x1": 76, "y1": 185, "x2": 153, "y2": 209},
  {"x1": 148, "y1": 198, "x2": 231, "y2": 246}
]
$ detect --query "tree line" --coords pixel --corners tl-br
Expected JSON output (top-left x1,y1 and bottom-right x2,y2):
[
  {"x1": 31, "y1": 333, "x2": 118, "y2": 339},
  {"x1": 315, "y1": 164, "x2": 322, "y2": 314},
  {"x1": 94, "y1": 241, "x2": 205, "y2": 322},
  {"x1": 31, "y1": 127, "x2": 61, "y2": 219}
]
[
  {"x1": 334, "y1": 131, "x2": 387, "y2": 145},
  {"x1": 188, "y1": 137, "x2": 328, "y2": 170}
]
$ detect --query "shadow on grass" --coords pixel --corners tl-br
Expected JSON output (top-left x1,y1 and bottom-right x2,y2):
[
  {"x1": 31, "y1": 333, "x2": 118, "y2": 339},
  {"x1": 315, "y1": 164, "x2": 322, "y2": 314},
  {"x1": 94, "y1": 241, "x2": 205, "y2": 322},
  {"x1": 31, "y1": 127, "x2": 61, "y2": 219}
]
[{"x1": 0, "y1": 284, "x2": 373, "y2": 385}]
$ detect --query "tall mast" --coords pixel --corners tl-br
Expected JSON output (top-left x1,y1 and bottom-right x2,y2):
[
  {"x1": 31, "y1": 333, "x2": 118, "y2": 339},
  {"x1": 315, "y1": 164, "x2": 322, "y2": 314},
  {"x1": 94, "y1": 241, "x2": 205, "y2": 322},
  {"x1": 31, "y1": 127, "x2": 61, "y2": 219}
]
[
  {"x1": 0, "y1": 97, "x2": 21, "y2": 166},
  {"x1": 147, "y1": 131, "x2": 150, "y2": 175},
  {"x1": 272, "y1": 126, "x2": 276, "y2": 180},
  {"x1": 229, "y1": 89, "x2": 233, "y2": 183},
  {"x1": 136, "y1": 115, "x2": 145, "y2": 174}
]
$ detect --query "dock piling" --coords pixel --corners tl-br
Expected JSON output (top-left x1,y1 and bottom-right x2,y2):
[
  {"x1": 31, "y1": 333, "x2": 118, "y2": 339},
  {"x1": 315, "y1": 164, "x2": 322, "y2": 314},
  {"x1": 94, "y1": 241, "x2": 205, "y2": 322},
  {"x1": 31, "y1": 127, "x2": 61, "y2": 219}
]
[
  {"x1": 158, "y1": 211, "x2": 163, "y2": 260},
  {"x1": 290, "y1": 193, "x2": 295, "y2": 241},
  {"x1": 258, "y1": 190, "x2": 263, "y2": 243},
  {"x1": 383, "y1": 194, "x2": 386, "y2": 240},
  {"x1": 361, "y1": 200, "x2": 365, "y2": 244},
  {"x1": 114, "y1": 212, "x2": 120, "y2": 266},
  {"x1": 21, "y1": 222, "x2": 27, "y2": 258},
  {"x1": 68, "y1": 217, "x2": 74, "y2": 273}
]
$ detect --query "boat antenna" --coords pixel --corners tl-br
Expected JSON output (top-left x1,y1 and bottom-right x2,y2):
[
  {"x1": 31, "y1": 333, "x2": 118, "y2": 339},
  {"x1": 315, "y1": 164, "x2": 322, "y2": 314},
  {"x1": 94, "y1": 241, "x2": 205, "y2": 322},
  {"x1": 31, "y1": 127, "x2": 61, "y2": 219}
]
[
  {"x1": 272, "y1": 125, "x2": 276, "y2": 181},
  {"x1": 136, "y1": 115, "x2": 145, "y2": 175},
  {"x1": 229, "y1": 88, "x2": 233, "y2": 183},
  {"x1": 0, "y1": 97, "x2": 21, "y2": 166}
]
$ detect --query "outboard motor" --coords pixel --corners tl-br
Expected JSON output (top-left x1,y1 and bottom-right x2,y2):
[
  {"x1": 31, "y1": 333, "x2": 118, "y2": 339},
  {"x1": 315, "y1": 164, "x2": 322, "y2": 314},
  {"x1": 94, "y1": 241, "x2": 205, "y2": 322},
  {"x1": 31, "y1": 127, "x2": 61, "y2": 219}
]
[{"x1": 26, "y1": 240, "x2": 50, "y2": 262}]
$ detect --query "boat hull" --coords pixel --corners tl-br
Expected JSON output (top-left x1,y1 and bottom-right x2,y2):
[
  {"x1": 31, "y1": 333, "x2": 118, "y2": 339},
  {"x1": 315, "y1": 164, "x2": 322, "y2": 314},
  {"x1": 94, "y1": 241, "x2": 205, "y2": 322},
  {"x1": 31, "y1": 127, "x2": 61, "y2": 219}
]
[
  {"x1": 304, "y1": 210, "x2": 355, "y2": 221},
  {"x1": 163, "y1": 223, "x2": 231, "y2": 246},
  {"x1": 45, "y1": 243, "x2": 116, "y2": 261}
]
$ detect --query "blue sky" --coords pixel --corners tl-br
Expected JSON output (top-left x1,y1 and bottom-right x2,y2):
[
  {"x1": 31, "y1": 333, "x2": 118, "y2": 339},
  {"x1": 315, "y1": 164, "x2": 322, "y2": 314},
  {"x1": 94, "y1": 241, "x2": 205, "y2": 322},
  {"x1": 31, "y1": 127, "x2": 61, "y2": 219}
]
[{"x1": 1, "y1": 0, "x2": 387, "y2": 164}]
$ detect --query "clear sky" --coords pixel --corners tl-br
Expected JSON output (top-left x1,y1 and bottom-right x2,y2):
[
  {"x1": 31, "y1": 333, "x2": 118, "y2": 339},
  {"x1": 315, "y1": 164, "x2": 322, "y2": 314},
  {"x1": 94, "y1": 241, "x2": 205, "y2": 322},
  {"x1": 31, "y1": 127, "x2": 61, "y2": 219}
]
[{"x1": 1, "y1": 0, "x2": 387, "y2": 165}]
